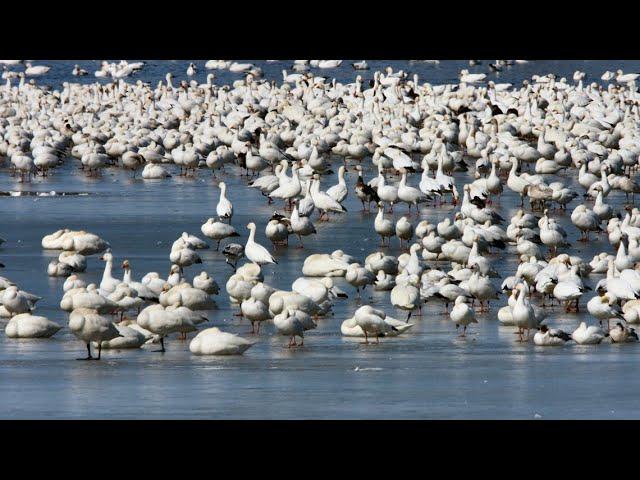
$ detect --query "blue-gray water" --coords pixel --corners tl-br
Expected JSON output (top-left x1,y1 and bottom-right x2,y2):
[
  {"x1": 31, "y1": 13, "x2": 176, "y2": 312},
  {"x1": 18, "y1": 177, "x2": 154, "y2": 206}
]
[{"x1": 1, "y1": 60, "x2": 639, "y2": 419}]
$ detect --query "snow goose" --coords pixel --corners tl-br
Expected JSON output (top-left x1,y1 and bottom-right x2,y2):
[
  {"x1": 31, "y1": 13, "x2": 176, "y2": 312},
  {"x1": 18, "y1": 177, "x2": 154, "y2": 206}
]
[
  {"x1": 571, "y1": 204, "x2": 602, "y2": 241},
  {"x1": 136, "y1": 304, "x2": 199, "y2": 352},
  {"x1": 395, "y1": 216, "x2": 414, "y2": 248},
  {"x1": 265, "y1": 214, "x2": 291, "y2": 247},
  {"x1": 374, "y1": 204, "x2": 395, "y2": 247},
  {"x1": 290, "y1": 203, "x2": 316, "y2": 248},
  {"x1": 5, "y1": 314, "x2": 61, "y2": 338},
  {"x1": 326, "y1": 165, "x2": 348, "y2": 204},
  {"x1": 506, "y1": 158, "x2": 530, "y2": 205},
  {"x1": 1, "y1": 286, "x2": 39, "y2": 316},
  {"x1": 216, "y1": 182, "x2": 233, "y2": 222},
  {"x1": 593, "y1": 187, "x2": 613, "y2": 222},
  {"x1": 245, "y1": 222, "x2": 277, "y2": 265},
  {"x1": 121, "y1": 260, "x2": 158, "y2": 300},
  {"x1": 511, "y1": 284, "x2": 536, "y2": 341},
  {"x1": 108, "y1": 284, "x2": 144, "y2": 319},
  {"x1": 192, "y1": 272, "x2": 220, "y2": 295},
  {"x1": 310, "y1": 176, "x2": 347, "y2": 221},
  {"x1": 609, "y1": 322, "x2": 639, "y2": 343},
  {"x1": 269, "y1": 165, "x2": 301, "y2": 210},
  {"x1": 63, "y1": 275, "x2": 86, "y2": 292},
  {"x1": 398, "y1": 169, "x2": 429, "y2": 212},
  {"x1": 170, "y1": 242, "x2": 202, "y2": 269},
  {"x1": 93, "y1": 323, "x2": 150, "y2": 350},
  {"x1": 533, "y1": 325, "x2": 572, "y2": 346},
  {"x1": 98, "y1": 251, "x2": 122, "y2": 296},
  {"x1": 587, "y1": 293, "x2": 624, "y2": 329},
  {"x1": 390, "y1": 274, "x2": 421, "y2": 321},
  {"x1": 376, "y1": 170, "x2": 399, "y2": 213},
  {"x1": 68, "y1": 308, "x2": 120, "y2": 360},
  {"x1": 273, "y1": 308, "x2": 307, "y2": 347},
  {"x1": 450, "y1": 296, "x2": 477, "y2": 336},
  {"x1": 345, "y1": 263, "x2": 376, "y2": 299},
  {"x1": 190, "y1": 327, "x2": 254, "y2": 355},
  {"x1": 240, "y1": 295, "x2": 271, "y2": 334},
  {"x1": 571, "y1": 322, "x2": 605, "y2": 345},
  {"x1": 468, "y1": 270, "x2": 499, "y2": 312},
  {"x1": 201, "y1": 218, "x2": 240, "y2": 250},
  {"x1": 353, "y1": 305, "x2": 398, "y2": 344}
]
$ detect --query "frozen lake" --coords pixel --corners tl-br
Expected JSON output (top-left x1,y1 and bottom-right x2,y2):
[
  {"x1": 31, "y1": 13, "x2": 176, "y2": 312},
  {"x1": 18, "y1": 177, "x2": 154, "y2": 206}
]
[{"x1": 0, "y1": 60, "x2": 639, "y2": 419}]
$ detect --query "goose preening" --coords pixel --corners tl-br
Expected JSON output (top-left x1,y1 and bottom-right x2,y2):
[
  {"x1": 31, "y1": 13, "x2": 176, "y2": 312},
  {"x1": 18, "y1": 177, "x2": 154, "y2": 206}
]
[
  {"x1": 189, "y1": 327, "x2": 255, "y2": 355},
  {"x1": 533, "y1": 325, "x2": 572, "y2": 346},
  {"x1": 450, "y1": 296, "x2": 477, "y2": 337},
  {"x1": 273, "y1": 308, "x2": 310, "y2": 347},
  {"x1": 571, "y1": 322, "x2": 606, "y2": 345},
  {"x1": 5, "y1": 314, "x2": 61, "y2": 338},
  {"x1": 137, "y1": 304, "x2": 205, "y2": 352},
  {"x1": 352, "y1": 305, "x2": 399, "y2": 344},
  {"x1": 68, "y1": 308, "x2": 121, "y2": 360},
  {"x1": 201, "y1": 218, "x2": 240, "y2": 251}
]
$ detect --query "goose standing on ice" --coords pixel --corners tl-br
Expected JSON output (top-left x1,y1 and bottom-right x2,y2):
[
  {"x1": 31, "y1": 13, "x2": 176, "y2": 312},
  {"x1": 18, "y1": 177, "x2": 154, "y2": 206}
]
[
  {"x1": 450, "y1": 296, "x2": 477, "y2": 337},
  {"x1": 68, "y1": 308, "x2": 121, "y2": 360},
  {"x1": 290, "y1": 203, "x2": 316, "y2": 248},
  {"x1": 310, "y1": 176, "x2": 347, "y2": 221},
  {"x1": 216, "y1": 182, "x2": 233, "y2": 223},
  {"x1": 201, "y1": 218, "x2": 240, "y2": 250},
  {"x1": 245, "y1": 222, "x2": 277, "y2": 265},
  {"x1": 374, "y1": 203, "x2": 395, "y2": 247},
  {"x1": 353, "y1": 305, "x2": 397, "y2": 344},
  {"x1": 326, "y1": 165, "x2": 348, "y2": 204}
]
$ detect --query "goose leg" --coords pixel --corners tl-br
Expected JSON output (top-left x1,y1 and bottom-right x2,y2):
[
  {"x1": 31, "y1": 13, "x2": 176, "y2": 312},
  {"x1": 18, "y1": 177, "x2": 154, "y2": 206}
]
[
  {"x1": 154, "y1": 337, "x2": 165, "y2": 353},
  {"x1": 77, "y1": 343, "x2": 94, "y2": 360}
]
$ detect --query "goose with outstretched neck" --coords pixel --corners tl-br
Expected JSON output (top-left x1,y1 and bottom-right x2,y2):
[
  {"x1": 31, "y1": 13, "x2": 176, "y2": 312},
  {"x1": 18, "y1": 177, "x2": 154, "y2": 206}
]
[
  {"x1": 245, "y1": 222, "x2": 277, "y2": 266},
  {"x1": 99, "y1": 251, "x2": 122, "y2": 296},
  {"x1": 216, "y1": 182, "x2": 233, "y2": 223}
]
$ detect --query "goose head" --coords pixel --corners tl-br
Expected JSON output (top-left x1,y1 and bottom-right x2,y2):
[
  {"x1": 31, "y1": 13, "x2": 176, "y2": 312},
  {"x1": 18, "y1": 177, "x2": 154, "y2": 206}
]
[{"x1": 100, "y1": 251, "x2": 113, "y2": 262}]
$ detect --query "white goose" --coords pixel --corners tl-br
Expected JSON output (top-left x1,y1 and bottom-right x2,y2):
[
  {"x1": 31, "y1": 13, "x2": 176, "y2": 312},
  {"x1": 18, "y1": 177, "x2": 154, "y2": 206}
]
[
  {"x1": 310, "y1": 176, "x2": 347, "y2": 221},
  {"x1": 189, "y1": 327, "x2": 255, "y2": 355},
  {"x1": 353, "y1": 305, "x2": 399, "y2": 344},
  {"x1": 450, "y1": 296, "x2": 477, "y2": 336},
  {"x1": 571, "y1": 322, "x2": 605, "y2": 345},
  {"x1": 98, "y1": 251, "x2": 122, "y2": 296},
  {"x1": 326, "y1": 165, "x2": 348, "y2": 204},
  {"x1": 68, "y1": 308, "x2": 120, "y2": 360},
  {"x1": 216, "y1": 182, "x2": 233, "y2": 222},
  {"x1": 245, "y1": 222, "x2": 277, "y2": 265},
  {"x1": 290, "y1": 203, "x2": 316, "y2": 248}
]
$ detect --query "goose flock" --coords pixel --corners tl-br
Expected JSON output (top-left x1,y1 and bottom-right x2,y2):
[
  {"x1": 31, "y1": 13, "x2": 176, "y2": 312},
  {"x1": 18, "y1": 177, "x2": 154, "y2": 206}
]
[{"x1": 2, "y1": 59, "x2": 640, "y2": 363}]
